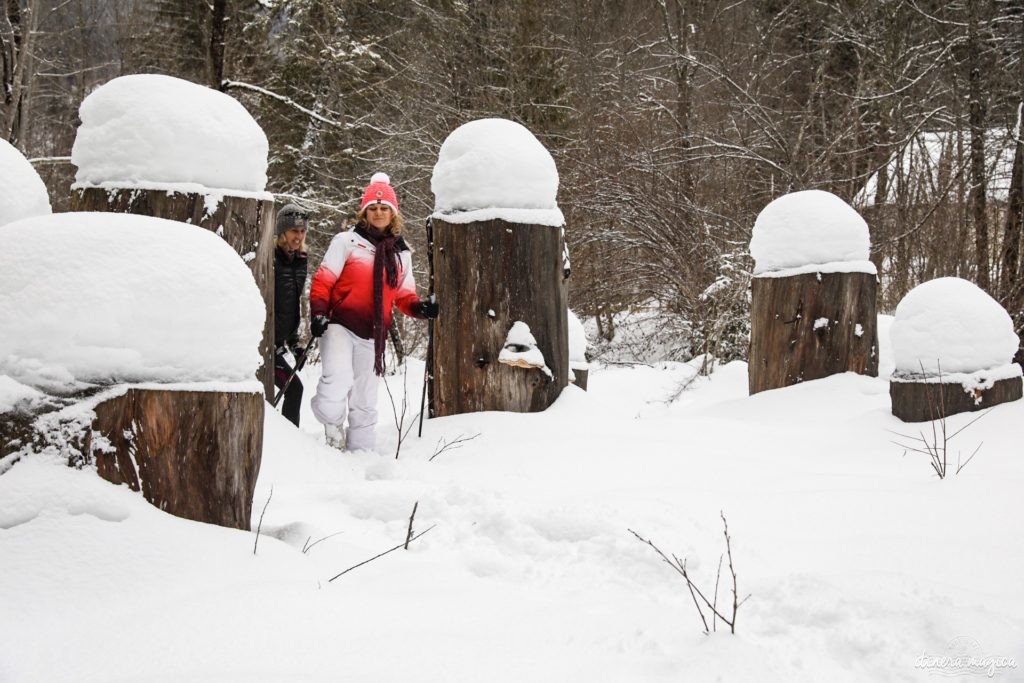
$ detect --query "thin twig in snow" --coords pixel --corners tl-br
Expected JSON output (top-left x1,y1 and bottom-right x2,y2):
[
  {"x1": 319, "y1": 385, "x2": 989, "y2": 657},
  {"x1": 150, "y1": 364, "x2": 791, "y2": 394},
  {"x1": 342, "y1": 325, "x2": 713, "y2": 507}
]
[
  {"x1": 328, "y1": 525, "x2": 436, "y2": 582},
  {"x1": 253, "y1": 486, "x2": 273, "y2": 555}
]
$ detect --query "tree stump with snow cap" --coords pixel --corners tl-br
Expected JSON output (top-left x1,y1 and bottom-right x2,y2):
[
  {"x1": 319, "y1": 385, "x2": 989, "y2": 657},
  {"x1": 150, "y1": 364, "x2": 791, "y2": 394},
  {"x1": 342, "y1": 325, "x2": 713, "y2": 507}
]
[
  {"x1": 748, "y1": 190, "x2": 879, "y2": 394},
  {"x1": 429, "y1": 119, "x2": 569, "y2": 416},
  {"x1": 889, "y1": 277, "x2": 1023, "y2": 422},
  {"x1": 69, "y1": 74, "x2": 276, "y2": 397},
  {"x1": 0, "y1": 212, "x2": 267, "y2": 529}
]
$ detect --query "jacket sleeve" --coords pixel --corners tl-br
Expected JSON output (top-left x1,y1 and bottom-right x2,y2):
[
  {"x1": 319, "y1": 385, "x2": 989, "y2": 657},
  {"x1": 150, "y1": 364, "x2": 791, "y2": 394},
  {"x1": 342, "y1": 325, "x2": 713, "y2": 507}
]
[
  {"x1": 309, "y1": 235, "x2": 349, "y2": 317},
  {"x1": 394, "y1": 251, "x2": 421, "y2": 317}
]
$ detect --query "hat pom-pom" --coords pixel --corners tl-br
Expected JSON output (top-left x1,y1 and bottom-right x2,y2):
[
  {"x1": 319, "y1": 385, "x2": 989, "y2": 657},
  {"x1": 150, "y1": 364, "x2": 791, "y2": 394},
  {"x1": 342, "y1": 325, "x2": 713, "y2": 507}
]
[{"x1": 370, "y1": 172, "x2": 390, "y2": 185}]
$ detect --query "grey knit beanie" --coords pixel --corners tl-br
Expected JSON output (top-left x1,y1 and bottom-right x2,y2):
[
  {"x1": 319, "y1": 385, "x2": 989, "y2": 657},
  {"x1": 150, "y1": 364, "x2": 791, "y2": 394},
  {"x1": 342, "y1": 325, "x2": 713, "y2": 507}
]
[{"x1": 276, "y1": 203, "x2": 309, "y2": 235}]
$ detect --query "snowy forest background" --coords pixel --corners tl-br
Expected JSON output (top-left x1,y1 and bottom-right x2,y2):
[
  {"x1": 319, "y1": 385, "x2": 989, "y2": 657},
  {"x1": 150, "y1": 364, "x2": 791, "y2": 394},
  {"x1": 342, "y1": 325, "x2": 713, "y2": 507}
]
[{"x1": 4, "y1": 0, "x2": 1023, "y2": 363}]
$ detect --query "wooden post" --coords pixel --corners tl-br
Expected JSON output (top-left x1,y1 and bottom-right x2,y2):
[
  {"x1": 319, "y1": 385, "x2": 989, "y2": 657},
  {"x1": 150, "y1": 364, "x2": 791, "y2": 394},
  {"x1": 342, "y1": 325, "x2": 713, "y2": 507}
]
[
  {"x1": 430, "y1": 217, "x2": 568, "y2": 415},
  {"x1": 748, "y1": 271, "x2": 879, "y2": 394},
  {"x1": 890, "y1": 375, "x2": 1022, "y2": 422},
  {"x1": 70, "y1": 188, "x2": 275, "y2": 397},
  {"x1": 90, "y1": 388, "x2": 263, "y2": 530}
]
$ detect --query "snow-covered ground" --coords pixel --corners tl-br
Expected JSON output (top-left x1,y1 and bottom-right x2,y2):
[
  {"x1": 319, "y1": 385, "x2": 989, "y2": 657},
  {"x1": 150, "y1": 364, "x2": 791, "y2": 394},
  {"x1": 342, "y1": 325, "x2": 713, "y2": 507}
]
[{"x1": 2, "y1": 318, "x2": 1022, "y2": 682}]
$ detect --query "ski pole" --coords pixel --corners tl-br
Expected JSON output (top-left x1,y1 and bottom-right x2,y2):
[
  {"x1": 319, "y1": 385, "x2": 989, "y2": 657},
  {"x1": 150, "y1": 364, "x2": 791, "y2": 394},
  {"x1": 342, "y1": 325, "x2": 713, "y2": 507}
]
[
  {"x1": 417, "y1": 295, "x2": 435, "y2": 438},
  {"x1": 418, "y1": 216, "x2": 435, "y2": 438},
  {"x1": 272, "y1": 338, "x2": 318, "y2": 408}
]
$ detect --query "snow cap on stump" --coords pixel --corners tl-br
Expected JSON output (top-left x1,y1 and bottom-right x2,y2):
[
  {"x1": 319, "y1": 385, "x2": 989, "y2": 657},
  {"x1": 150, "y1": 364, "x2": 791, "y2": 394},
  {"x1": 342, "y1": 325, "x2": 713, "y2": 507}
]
[
  {"x1": 891, "y1": 277, "x2": 1020, "y2": 377},
  {"x1": 71, "y1": 74, "x2": 269, "y2": 194},
  {"x1": 431, "y1": 118, "x2": 564, "y2": 226},
  {"x1": 750, "y1": 190, "x2": 872, "y2": 275},
  {"x1": 0, "y1": 139, "x2": 52, "y2": 227},
  {"x1": 0, "y1": 212, "x2": 265, "y2": 393}
]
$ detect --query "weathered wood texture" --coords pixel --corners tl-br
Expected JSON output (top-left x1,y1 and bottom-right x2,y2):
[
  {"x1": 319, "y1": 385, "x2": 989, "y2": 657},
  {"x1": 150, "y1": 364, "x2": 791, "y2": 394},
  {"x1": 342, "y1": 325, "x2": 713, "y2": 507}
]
[
  {"x1": 571, "y1": 367, "x2": 589, "y2": 391},
  {"x1": 71, "y1": 188, "x2": 275, "y2": 397},
  {"x1": 431, "y1": 218, "x2": 568, "y2": 415},
  {"x1": 749, "y1": 271, "x2": 879, "y2": 394},
  {"x1": 890, "y1": 375, "x2": 1022, "y2": 422},
  {"x1": 91, "y1": 388, "x2": 263, "y2": 529}
]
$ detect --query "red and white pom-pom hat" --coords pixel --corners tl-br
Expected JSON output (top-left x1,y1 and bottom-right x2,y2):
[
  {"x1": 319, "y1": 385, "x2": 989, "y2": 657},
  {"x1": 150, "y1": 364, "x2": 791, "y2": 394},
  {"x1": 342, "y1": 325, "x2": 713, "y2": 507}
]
[{"x1": 360, "y1": 172, "x2": 400, "y2": 214}]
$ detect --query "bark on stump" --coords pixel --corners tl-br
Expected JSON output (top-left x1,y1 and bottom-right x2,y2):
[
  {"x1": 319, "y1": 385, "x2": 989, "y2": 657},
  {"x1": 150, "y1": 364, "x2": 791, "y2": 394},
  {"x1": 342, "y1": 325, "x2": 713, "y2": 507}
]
[
  {"x1": 70, "y1": 188, "x2": 275, "y2": 397},
  {"x1": 430, "y1": 218, "x2": 568, "y2": 415},
  {"x1": 749, "y1": 271, "x2": 879, "y2": 394},
  {"x1": 890, "y1": 375, "x2": 1023, "y2": 422},
  {"x1": 90, "y1": 388, "x2": 263, "y2": 530}
]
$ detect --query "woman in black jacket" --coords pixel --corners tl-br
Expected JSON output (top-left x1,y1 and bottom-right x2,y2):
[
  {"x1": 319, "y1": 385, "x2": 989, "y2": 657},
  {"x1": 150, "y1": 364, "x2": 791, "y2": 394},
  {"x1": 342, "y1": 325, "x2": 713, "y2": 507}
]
[{"x1": 273, "y1": 203, "x2": 310, "y2": 426}]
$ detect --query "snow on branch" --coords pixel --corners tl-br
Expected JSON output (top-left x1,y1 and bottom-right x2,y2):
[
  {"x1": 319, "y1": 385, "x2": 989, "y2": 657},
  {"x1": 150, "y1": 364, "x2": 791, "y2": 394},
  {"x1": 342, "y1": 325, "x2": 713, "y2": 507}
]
[{"x1": 222, "y1": 80, "x2": 350, "y2": 130}]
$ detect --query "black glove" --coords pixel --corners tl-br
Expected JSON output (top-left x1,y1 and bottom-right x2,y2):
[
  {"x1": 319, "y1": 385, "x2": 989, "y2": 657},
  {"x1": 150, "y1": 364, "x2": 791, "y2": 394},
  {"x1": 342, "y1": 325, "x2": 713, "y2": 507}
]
[
  {"x1": 311, "y1": 314, "x2": 330, "y2": 338},
  {"x1": 414, "y1": 298, "x2": 439, "y2": 319}
]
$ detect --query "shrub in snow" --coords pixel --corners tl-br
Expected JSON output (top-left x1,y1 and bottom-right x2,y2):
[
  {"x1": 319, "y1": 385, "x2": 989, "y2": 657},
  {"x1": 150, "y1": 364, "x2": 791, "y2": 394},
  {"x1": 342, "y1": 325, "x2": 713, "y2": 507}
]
[
  {"x1": 431, "y1": 118, "x2": 564, "y2": 226},
  {"x1": 749, "y1": 190, "x2": 872, "y2": 275},
  {"x1": 71, "y1": 74, "x2": 269, "y2": 194},
  {"x1": 0, "y1": 139, "x2": 51, "y2": 227},
  {"x1": 890, "y1": 277, "x2": 1020, "y2": 377},
  {"x1": 0, "y1": 213, "x2": 265, "y2": 393}
]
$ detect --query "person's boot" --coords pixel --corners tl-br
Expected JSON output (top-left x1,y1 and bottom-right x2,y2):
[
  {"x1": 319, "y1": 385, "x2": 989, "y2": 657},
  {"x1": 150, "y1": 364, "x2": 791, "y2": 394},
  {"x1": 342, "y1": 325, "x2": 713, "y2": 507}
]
[{"x1": 324, "y1": 424, "x2": 346, "y2": 450}]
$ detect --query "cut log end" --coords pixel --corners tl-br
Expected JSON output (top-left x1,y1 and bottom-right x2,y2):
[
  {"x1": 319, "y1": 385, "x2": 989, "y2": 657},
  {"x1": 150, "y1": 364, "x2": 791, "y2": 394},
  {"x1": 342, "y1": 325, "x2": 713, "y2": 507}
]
[
  {"x1": 890, "y1": 375, "x2": 1023, "y2": 422},
  {"x1": 91, "y1": 388, "x2": 264, "y2": 529}
]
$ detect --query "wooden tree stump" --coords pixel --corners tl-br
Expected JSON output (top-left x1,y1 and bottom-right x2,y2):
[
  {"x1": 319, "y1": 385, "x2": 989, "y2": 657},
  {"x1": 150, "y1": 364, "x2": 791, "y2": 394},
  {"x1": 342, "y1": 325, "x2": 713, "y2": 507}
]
[
  {"x1": 70, "y1": 188, "x2": 275, "y2": 397},
  {"x1": 430, "y1": 218, "x2": 568, "y2": 415},
  {"x1": 90, "y1": 388, "x2": 263, "y2": 530},
  {"x1": 890, "y1": 375, "x2": 1023, "y2": 422},
  {"x1": 749, "y1": 271, "x2": 879, "y2": 394}
]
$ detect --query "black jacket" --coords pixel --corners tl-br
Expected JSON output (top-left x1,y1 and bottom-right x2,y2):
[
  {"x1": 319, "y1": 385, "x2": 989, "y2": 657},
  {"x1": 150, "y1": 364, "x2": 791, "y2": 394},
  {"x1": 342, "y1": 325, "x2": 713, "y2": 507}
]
[{"x1": 274, "y1": 247, "x2": 308, "y2": 349}]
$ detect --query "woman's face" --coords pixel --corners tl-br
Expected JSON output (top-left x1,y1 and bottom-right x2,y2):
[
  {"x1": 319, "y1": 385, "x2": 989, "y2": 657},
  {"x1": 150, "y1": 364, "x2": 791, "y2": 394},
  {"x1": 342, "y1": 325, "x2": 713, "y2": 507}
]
[
  {"x1": 366, "y1": 203, "x2": 393, "y2": 231},
  {"x1": 283, "y1": 227, "x2": 306, "y2": 252}
]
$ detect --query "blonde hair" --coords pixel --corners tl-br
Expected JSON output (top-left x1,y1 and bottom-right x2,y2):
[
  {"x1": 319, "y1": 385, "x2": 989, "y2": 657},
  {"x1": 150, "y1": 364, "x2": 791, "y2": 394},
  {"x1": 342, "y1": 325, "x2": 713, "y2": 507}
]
[
  {"x1": 275, "y1": 231, "x2": 307, "y2": 252},
  {"x1": 356, "y1": 205, "x2": 404, "y2": 236}
]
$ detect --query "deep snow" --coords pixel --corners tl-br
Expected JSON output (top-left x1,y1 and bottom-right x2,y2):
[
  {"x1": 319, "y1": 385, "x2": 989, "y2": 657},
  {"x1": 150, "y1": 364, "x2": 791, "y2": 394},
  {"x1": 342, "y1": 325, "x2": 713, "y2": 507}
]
[
  {"x1": 431, "y1": 118, "x2": 564, "y2": 227},
  {"x1": 2, "y1": 317, "x2": 1022, "y2": 682},
  {"x1": 750, "y1": 190, "x2": 873, "y2": 275},
  {"x1": 0, "y1": 138, "x2": 51, "y2": 227},
  {"x1": 0, "y1": 213, "x2": 265, "y2": 393},
  {"x1": 71, "y1": 74, "x2": 270, "y2": 195}
]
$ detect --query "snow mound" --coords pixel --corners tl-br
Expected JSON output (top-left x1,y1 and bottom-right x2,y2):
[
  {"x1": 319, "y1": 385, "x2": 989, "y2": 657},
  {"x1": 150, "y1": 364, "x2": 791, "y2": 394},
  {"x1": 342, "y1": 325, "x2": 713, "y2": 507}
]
[
  {"x1": 0, "y1": 139, "x2": 51, "y2": 227},
  {"x1": 71, "y1": 74, "x2": 269, "y2": 194},
  {"x1": 750, "y1": 190, "x2": 871, "y2": 275},
  {"x1": 0, "y1": 212, "x2": 265, "y2": 393},
  {"x1": 567, "y1": 309, "x2": 588, "y2": 367},
  {"x1": 890, "y1": 277, "x2": 1020, "y2": 376},
  {"x1": 431, "y1": 118, "x2": 564, "y2": 226}
]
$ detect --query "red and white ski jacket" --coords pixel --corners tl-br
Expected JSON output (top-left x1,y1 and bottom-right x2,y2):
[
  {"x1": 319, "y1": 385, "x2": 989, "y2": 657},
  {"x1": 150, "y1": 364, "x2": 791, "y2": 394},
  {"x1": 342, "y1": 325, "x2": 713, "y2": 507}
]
[{"x1": 309, "y1": 226, "x2": 420, "y2": 339}]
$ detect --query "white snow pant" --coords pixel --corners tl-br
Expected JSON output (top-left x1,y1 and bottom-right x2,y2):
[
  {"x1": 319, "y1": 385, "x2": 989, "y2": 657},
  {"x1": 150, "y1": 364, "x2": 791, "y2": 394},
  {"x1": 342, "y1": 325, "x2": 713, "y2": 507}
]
[{"x1": 311, "y1": 324, "x2": 379, "y2": 451}]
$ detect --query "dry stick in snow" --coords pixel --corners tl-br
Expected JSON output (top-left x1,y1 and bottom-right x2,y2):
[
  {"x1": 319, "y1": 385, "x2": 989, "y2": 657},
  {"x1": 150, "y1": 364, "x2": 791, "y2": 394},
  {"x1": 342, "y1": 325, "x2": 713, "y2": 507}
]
[
  {"x1": 405, "y1": 501, "x2": 419, "y2": 550},
  {"x1": 253, "y1": 486, "x2": 273, "y2": 555},
  {"x1": 383, "y1": 362, "x2": 420, "y2": 460},
  {"x1": 630, "y1": 512, "x2": 750, "y2": 635},
  {"x1": 888, "y1": 363, "x2": 990, "y2": 479},
  {"x1": 302, "y1": 531, "x2": 346, "y2": 554},
  {"x1": 428, "y1": 432, "x2": 481, "y2": 462},
  {"x1": 328, "y1": 525, "x2": 436, "y2": 582}
]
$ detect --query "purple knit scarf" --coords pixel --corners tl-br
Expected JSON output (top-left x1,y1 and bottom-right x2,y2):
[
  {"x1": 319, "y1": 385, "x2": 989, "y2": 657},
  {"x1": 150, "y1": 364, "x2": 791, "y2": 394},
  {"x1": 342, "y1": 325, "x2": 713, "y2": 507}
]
[{"x1": 371, "y1": 231, "x2": 400, "y2": 376}]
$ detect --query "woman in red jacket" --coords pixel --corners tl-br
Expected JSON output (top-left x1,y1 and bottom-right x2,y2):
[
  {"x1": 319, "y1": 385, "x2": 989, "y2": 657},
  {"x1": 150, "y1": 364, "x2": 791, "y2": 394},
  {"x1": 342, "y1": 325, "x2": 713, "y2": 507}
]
[{"x1": 309, "y1": 173, "x2": 438, "y2": 450}]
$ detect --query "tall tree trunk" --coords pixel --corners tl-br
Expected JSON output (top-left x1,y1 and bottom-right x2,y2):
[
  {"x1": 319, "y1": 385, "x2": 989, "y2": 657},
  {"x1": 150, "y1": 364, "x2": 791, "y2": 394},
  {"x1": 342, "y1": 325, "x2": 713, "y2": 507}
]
[
  {"x1": 208, "y1": 0, "x2": 228, "y2": 90},
  {"x1": 1002, "y1": 103, "x2": 1024, "y2": 364},
  {"x1": 967, "y1": 7, "x2": 990, "y2": 290}
]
